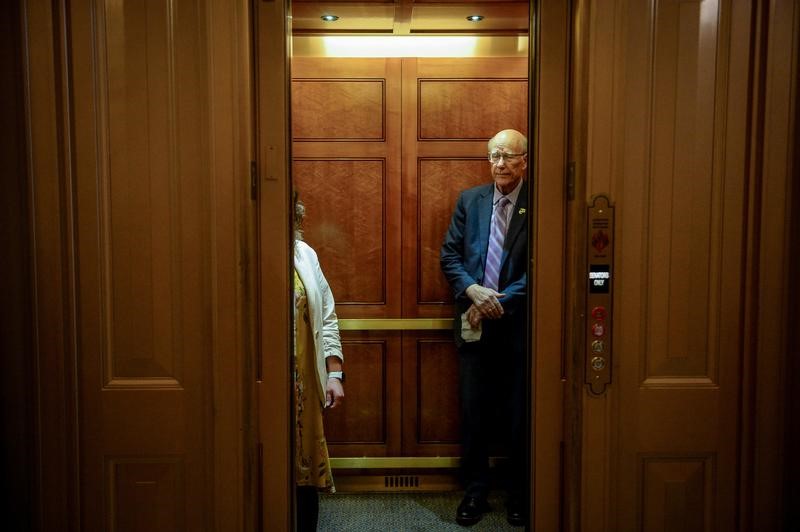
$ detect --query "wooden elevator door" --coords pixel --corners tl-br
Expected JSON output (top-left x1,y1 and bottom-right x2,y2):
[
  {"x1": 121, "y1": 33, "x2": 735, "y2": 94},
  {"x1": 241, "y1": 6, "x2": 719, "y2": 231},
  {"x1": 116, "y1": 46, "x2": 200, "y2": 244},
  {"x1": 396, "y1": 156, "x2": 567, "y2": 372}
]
[{"x1": 574, "y1": 0, "x2": 796, "y2": 530}]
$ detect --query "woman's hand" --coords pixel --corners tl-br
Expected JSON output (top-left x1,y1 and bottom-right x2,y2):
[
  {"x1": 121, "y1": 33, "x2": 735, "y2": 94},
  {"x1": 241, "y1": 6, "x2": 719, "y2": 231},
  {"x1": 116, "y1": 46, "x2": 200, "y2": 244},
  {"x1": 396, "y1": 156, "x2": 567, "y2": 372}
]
[{"x1": 325, "y1": 378, "x2": 344, "y2": 409}]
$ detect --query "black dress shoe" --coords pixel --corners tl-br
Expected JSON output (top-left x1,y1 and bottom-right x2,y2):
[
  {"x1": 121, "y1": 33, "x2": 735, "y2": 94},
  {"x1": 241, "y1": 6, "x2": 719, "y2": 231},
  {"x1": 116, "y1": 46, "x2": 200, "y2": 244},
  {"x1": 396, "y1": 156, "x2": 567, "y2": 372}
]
[
  {"x1": 456, "y1": 495, "x2": 490, "y2": 526},
  {"x1": 506, "y1": 496, "x2": 527, "y2": 527}
]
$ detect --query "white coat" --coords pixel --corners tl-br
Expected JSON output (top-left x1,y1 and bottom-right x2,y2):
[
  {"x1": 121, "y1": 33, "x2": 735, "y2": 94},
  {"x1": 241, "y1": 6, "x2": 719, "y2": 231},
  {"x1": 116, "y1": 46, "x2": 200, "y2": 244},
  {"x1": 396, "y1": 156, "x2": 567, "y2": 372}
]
[{"x1": 294, "y1": 240, "x2": 344, "y2": 403}]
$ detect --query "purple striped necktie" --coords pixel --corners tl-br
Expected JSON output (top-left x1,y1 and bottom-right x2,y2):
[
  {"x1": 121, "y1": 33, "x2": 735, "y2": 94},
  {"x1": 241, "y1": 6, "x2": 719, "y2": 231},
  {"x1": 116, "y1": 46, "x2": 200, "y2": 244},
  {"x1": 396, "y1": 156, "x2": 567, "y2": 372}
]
[{"x1": 483, "y1": 196, "x2": 512, "y2": 291}]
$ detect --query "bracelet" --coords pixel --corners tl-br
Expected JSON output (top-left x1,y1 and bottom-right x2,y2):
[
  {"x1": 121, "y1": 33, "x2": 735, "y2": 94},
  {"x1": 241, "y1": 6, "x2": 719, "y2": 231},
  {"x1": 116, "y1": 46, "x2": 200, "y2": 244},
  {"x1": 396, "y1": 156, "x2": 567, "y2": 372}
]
[{"x1": 327, "y1": 371, "x2": 344, "y2": 383}]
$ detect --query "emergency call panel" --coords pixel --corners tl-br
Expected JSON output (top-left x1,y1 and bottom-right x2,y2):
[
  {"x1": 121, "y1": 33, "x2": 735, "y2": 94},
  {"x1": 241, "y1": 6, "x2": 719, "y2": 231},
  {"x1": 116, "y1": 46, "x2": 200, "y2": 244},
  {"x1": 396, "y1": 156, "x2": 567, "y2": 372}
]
[{"x1": 586, "y1": 195, "x2": 614, "y2": 395}]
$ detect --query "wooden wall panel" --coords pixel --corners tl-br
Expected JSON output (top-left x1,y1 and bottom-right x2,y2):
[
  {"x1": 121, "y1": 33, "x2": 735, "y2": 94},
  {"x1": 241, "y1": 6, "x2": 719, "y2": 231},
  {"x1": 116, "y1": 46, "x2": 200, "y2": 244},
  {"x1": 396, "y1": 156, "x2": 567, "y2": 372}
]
[
  {"x1": 644, "y1": 0, "x2": 719, "y2": 381},
  {"x1": 108, "y1": 458, "x2": 184, "y2": 532},
  {"x1": 418, "y1": 79, "x2": 528, "y2": 140},
  {"x1": 640, "y1": 456, "x2": 712, "y2": 532},
  {"x1": 292, "y1": 58, "x2": 401, "y2": 319},
  {"x1": 325, "y1": 331, "x2": 401, "y2": 457},
  {"x1": 294, "y1": 158, "x2": 386, "y2": 305},
  {"x1": 105, "y1": 0, "x2": 181, "y2": 381},
  {"x1": 416, "y1": 339, "x2": 460, "y2": 444},
  {"x1": 401, "y1": 332, "x2": 461, "y2": 457},
  {"x1": 417, "y1": 159, "x2": 488, "y2": 304},
  {"x1": 292, "y1": 79, "x2": 385, "y2": 141}
]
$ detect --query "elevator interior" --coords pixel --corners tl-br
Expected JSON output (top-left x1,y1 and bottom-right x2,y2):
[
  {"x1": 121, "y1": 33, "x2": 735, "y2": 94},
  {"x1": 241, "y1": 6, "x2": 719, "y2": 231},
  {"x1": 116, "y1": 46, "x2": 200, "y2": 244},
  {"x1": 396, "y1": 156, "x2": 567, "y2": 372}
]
[{"x1": 286, "y1": 0, "x2": 533, "y2": 494}]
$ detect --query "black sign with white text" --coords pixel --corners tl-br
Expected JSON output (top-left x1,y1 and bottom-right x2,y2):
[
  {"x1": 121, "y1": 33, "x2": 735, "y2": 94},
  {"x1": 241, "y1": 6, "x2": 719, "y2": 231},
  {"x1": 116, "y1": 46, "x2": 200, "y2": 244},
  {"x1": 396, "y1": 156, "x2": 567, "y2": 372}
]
[{"x1": 589, "y1": 264, "x2": 611, "y2": 294}]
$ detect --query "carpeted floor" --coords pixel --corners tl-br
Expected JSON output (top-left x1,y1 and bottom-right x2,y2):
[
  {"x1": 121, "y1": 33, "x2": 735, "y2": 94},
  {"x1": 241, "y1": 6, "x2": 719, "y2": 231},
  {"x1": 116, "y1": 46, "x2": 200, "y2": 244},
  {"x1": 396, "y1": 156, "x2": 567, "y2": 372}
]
[{"x1": 318, "y1": 492, "x2": 523, "y2": 531}]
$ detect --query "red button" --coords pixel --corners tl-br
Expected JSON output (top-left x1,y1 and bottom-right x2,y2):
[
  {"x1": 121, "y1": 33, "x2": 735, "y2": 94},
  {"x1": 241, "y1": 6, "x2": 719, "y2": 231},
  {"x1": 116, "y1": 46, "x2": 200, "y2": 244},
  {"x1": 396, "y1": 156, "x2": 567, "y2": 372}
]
[
  {"x1": 591, "y1": 306, "x2": 607, "y2": 320},
  {"x1": 591, "y1": 322, "x2": 605, "y2": 337}
]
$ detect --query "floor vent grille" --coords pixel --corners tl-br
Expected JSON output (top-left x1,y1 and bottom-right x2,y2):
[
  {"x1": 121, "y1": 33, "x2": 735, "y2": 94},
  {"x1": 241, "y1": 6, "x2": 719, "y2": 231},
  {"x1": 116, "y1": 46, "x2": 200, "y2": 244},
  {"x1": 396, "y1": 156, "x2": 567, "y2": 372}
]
[
  {"x1": 384, "y1": 475, "x2": 420, "y2": 489},
  {"x1": 332, "y1": 472, "x2": 459, "y2": 492}
]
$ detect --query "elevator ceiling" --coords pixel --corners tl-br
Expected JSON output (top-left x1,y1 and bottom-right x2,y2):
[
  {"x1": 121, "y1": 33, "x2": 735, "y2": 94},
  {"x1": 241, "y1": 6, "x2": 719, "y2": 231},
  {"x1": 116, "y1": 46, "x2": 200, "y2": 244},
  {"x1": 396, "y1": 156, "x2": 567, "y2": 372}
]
[{"x1": 291, "y1": 0, "x2": 529, "y2": 35}]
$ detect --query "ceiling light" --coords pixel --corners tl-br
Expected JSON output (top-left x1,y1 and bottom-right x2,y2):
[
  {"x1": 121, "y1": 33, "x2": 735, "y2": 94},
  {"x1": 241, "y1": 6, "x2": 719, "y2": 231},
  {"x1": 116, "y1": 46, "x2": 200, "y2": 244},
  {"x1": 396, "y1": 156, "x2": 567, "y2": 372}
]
[
  {"x1": 321, "y1": 36, "x2": 479, "y2": 58},
  {"x1": 320, "y1": 14, "x2": 339, "y2": 22},
  {"x1": 466, "y1": 15, "x2": 484, "y2": 22}
]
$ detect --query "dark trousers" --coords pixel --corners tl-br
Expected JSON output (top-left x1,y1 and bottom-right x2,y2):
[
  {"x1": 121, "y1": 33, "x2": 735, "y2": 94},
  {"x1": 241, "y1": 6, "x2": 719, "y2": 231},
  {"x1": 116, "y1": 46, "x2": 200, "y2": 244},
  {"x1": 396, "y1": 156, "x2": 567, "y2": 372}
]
[
  {"x1": 458, "y1": 317, "x2": 528, "y2": 501},
  {"x1": 296, "y1": 486, "x2": 319, "y2": 532}
]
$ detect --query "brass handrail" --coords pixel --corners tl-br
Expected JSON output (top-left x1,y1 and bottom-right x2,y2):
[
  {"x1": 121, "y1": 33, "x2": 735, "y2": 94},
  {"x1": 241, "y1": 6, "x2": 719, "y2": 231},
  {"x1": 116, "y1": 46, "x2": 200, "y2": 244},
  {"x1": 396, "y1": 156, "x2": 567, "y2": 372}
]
[
  {"x1": 330, "y1": 457, "x2": 459, "y2": 469},
  {"x1": 329, "y1": 456, "x2": 508, "y2": 469},
  {"x1": 338, "y1": 318, "x2": 451, "y2": 331}
]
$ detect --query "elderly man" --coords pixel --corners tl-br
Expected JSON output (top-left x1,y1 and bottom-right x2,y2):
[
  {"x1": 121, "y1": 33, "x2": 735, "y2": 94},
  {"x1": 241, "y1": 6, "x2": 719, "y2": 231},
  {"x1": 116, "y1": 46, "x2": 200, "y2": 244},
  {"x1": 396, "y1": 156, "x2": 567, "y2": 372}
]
[{"x1": 440, "y1": 129, "x2": 529, "y2": 527}]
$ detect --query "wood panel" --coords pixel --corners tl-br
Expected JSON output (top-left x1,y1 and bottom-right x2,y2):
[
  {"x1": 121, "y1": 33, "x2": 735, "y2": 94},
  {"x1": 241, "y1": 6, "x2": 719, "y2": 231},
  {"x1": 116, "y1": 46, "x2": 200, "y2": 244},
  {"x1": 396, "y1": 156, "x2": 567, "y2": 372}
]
[
  {"x1": 108, "y1": 458, "x2": 184, "y2": 532},
  {"x1": 401, "y1": 332, "x2": 461, "y2": 457},
  {"x1": 97, "y1": 0, "x2": 197, "y2": 382},
  {"x1": 292, "y1": 58, "x2": 401, "y2": 319},
  {"x1": 640, "y1": 455, "x2": 712, "y2": 532},
  {"x1": 644, "y1": 0, "x2": 719, "y2": 381},
  {"x1": 325, "y1": 331, "x2": 402, "y2": 457},
  {"x1": 105, "y1": 0, "x2": 181, "y2": 381},
  {"x1": 418, "y1": 79, "x2": 528, "y2": 140},
  {"x1": 293, "y1": 158, "x2": 386, "y2": 305},
  {"x1": 417, "y1": 159, "x2": 487, "y2": 305},
  {"x1": 292, "y1": 79, "x2": 385, "y2": 141}
]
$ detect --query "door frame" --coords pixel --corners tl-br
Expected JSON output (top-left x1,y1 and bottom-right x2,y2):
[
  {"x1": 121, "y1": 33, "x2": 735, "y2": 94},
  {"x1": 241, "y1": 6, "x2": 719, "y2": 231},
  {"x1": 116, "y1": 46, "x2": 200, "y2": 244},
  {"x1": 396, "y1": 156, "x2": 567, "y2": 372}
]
[{"x1": 256, "y1": 0, "x2": 572, "y2": 530}]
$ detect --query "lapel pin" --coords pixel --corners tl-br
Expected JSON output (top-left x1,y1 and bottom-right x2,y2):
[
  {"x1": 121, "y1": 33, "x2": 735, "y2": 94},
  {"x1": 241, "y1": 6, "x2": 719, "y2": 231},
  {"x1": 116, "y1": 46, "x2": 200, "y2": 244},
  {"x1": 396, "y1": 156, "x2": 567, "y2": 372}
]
[{"x1": 518, "y1": 208, "x2": 526, "y2": 215}]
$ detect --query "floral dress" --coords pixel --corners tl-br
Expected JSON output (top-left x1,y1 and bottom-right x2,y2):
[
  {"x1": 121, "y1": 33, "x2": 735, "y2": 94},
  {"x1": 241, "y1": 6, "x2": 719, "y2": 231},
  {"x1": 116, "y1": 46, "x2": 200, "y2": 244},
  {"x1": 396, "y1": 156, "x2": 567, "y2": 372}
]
[{"x1": 294, "y1": 271, "x2": 335, "y2": 492}]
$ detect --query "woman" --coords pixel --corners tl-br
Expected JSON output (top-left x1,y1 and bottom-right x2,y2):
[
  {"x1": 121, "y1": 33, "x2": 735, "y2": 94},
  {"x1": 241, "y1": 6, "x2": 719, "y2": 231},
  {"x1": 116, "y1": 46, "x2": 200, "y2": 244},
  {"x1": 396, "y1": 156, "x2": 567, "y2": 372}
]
[{"x1": 293, "y1": 195, "x2": 345, "y2": 531}]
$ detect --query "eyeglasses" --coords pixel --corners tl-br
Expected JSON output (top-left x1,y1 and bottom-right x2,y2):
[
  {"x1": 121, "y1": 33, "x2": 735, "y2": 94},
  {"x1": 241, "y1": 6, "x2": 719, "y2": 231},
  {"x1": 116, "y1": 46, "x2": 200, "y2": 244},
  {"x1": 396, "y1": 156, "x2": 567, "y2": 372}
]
[{"x1": 488, "y1": 151, "x2": 526, "y2": 164}]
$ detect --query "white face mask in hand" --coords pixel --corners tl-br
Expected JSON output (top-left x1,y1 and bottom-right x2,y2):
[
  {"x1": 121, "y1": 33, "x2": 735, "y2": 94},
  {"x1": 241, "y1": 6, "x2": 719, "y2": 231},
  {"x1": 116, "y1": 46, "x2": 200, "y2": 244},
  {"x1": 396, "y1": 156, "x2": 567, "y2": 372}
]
[{"x1": 460, "y1": 312, "x2": 482, "y2": 342}]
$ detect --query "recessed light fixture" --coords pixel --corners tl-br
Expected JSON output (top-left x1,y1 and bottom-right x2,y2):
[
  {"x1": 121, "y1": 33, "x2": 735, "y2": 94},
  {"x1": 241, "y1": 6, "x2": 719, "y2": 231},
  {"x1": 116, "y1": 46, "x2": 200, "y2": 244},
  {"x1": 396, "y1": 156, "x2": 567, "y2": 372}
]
[
  {"x1": 466, "y1": 15, "x2": 484, "y2": 22},
  {"x1": 321, "y1": 14, "x2": 339, "y2": 22}
]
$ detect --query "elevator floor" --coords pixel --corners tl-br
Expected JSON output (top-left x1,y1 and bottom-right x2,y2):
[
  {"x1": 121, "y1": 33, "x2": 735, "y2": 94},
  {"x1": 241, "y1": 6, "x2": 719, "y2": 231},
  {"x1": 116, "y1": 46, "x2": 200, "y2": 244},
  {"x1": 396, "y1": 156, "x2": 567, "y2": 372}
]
[{"x1": 319, "y1": 492, "x2": 522, "y2": 531}]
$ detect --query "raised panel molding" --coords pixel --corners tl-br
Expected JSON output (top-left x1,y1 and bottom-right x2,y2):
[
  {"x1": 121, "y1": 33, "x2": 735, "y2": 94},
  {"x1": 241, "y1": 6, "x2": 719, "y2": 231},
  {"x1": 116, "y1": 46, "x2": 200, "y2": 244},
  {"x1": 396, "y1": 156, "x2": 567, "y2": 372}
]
[
  {"x1": 292, "y1": 79, "x2": 385, "y2": 141},
  {"x1": 102, "y1": 0, "x2": 183, "y2": 382},
  {"x1": 293, "y1": 158, "x2": 387, "y2": 305},
  {"x1": 417, "y1": 158, "x2": 488, "y2": 304},
  {"x1": 416, "y1": 339, "x2": 460, "y2": 444},
  {"x1": 642, "y1": 0, "x2": 724, "y2": 382},
  {"x1": 107, "y1": 456, "x2": 185, "y2": 532},
  {"x1": 418, "y1": 79, "x2": 528, "y2": 140},
  {"x1": 325, "y1": 339, "x2": 388, "y2": 445},
  {"x1": 640, "y1": 454, "x2": 714, "y2": 532}
]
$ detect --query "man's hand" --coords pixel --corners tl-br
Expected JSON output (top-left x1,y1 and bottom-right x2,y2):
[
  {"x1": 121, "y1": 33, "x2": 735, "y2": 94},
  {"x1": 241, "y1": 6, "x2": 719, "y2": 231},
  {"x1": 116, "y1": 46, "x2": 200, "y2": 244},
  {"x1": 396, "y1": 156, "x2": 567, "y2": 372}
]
[
  {"x1": 326, "y1": 378, "x2": 345, "y2": 409},
  {"x1": 465, "y1": 284, "x2": 506, "y2": 319},
  {"x1": 466, "y1": 304, "x2": 483, "y2": 328}
]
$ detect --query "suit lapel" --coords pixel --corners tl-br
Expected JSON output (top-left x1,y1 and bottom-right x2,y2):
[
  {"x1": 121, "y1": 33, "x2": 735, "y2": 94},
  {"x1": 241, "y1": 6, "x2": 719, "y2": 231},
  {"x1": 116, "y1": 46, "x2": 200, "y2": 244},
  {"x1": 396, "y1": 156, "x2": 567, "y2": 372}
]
[
  {"x1": 501, "y1": 180, "x2": 528, "y2": 268},
  {"x1": 477, "y1": 185, "x2": 494, "y2": 268}
]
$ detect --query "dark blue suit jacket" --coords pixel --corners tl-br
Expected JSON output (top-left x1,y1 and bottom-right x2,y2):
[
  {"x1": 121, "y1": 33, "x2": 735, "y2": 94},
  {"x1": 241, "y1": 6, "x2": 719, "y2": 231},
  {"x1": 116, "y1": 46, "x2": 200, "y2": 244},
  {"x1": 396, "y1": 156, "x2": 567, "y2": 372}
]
[{"x1": 440, "y1": 181, "x2": 529, "y2": 346}]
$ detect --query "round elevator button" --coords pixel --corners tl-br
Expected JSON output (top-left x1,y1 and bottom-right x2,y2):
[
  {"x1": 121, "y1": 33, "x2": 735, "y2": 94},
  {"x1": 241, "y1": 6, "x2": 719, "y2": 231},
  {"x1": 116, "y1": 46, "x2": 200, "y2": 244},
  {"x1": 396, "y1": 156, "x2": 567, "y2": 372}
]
[{"x1": 591, "y1": 306, "x2": 607, "y2": 320}]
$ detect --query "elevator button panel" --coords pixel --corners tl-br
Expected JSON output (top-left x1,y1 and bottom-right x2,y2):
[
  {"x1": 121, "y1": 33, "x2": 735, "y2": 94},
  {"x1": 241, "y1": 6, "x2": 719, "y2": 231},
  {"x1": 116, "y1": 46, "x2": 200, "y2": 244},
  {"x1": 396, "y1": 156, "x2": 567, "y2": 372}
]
[{"x1": 586, "y1": 195, "x2": 614, "y2": 395}]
